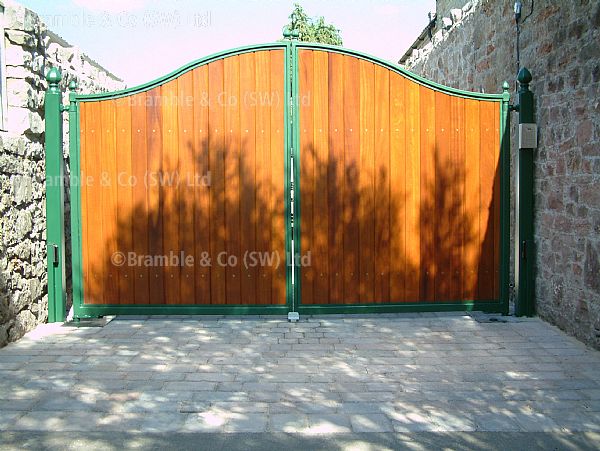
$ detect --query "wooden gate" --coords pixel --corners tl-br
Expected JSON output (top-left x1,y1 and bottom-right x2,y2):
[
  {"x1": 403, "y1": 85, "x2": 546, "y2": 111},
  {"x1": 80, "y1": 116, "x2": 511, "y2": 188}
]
[
  {"x1": 70, "y1": 44, "x2": 292, "y2": 317},
  {"x1": 68, "y1": 42, "x2": 509, "y2": 318},
  {"x1": 293, "y1": 44, "x2": 510, "y2": 314}
]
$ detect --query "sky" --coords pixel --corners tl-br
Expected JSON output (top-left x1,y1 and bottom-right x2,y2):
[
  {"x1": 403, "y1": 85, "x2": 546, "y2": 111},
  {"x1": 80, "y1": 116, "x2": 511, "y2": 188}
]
[{"x1": 19, "y1": 0, "x2": 436, "y2": 86}]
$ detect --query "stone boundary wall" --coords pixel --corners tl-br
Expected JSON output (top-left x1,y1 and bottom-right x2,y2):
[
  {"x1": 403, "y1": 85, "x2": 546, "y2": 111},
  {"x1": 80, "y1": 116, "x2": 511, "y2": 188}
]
[
  {"x1": 0, "y1": 0, "x2": 125, "y2": 346},
  {"x1": 403, "y1": 0, "x2": 600, "y2": 349}
]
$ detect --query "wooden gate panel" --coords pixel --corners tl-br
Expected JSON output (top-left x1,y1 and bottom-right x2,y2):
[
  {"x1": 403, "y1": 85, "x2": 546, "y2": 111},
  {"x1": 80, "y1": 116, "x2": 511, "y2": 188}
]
[
  {"x1": 341, "y1": 53, "x2": 360, "y2": 304},
  {"x1": 270, "y1": 52, "x2": 287, "y2": 306},
  {"x1": 464, "y1": 99, "x2": 480, "y2": 301},
  {"x1": 419, "y1": 85, "x2": 435, "y2": 303},
  {"x1": 358, "y1": 59, "x2": 375, "y2": 303},
  {"x1": 192, "y1": 65, "x2": 212, "y2": 305},
  {"x1": 374, "y1": 64, "x2": 391, "y2": 303},
  {"x1": 389, "y1": 73, "x2": 406, "y2": 301},
  {"x1": 255, "y1": 51, "x2": 272, "y2": 305},
  {"x1": 79, "y1": 49, "x2": 286, "y2": 306},
  {"x1": 238, "y1": 52, "x2": 257, "y2": 306},
  {"x1": 404, "y1": 79, "x2": 421, "y2": 302},
  {"x1": 297, "y1": 49, "x2": 502, "y2": 306},
  {"x1": 130, "y1": 93, "x2": 150, "y2": 304},
  {"x1": 327, "y1": 52, "x2": 345, "y2": 303},
  {"x1": 177, "y1": 71, "x2": 196, "y2": 304},
  {"x1": 115, "y1": 96, "x2": 134, "y2": 304}
]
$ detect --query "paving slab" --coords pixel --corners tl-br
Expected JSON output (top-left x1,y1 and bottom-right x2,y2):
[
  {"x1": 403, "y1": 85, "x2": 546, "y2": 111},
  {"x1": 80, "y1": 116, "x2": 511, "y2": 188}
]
[{"x1": 0, "y1": 314, "x2": 599, "y2": 447}]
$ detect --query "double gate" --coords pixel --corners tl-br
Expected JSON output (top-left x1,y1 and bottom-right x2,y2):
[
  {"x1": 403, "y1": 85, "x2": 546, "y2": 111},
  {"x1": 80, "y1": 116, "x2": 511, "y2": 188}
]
[{"x1": 67, "y1": 42, "x2": 510, "y2": 319}]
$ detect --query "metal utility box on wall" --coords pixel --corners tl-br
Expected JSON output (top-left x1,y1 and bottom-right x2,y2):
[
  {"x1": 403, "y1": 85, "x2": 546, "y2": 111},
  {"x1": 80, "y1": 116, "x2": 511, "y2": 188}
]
[{"x1": 518, "y1": 123, "x2": 537, "y2": 149}]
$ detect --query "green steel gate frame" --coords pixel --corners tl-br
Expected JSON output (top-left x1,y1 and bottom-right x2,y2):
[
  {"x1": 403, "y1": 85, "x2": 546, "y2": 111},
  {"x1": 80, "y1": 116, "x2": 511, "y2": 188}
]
[{"x1": 44, "y1": 40, "x2": 512, "y2": 320}]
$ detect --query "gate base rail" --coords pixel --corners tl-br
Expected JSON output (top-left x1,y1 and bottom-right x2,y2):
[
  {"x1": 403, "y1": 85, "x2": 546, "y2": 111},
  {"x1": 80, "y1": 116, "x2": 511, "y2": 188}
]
[{"x1": 74, "y1": 301, "x2": 504, "y2": 320}]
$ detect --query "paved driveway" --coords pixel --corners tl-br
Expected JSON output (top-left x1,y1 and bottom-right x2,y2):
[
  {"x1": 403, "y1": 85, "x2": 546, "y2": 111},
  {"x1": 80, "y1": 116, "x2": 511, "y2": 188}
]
[{"x1": 1, "y1": 313, "x2": 599, "y2": 448}]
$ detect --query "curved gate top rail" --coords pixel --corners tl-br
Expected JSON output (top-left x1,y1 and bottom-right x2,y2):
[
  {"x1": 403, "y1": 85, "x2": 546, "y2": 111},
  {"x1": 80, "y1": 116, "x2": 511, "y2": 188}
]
[
  {"x1": 73, "y1": 41, "x2": 506, "y2": 102},
  {"x1": 60, "y1": 40, "x2": 510, "y2": 319}
]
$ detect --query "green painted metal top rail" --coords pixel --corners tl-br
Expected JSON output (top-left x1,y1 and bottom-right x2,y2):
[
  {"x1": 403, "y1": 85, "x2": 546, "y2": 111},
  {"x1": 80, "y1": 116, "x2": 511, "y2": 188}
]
[
  {"x1": 73, "y1": 41, "x2": 506, "y2": 103},
  {"x1": 294, "y1": 42, "x2": 505, "y2": 101}
]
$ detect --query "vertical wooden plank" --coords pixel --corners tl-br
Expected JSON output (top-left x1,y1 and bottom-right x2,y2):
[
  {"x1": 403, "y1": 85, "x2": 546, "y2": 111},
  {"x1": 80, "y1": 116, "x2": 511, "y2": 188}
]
[
  {"x1": 88, "y1": 102, "x2": 105, "y2": 304},
  {"x1": 270, "y1": 50, "x2": 286, "y2": 305},
  {"x1": 101, "y1": 99, "x2": 119, "y2": 304},
  {"x1": 404, "y1": 80, "x2": 420, "y2": 302},
  {"x1": 224, "y1": 55, "x2": 241, "y2": 305},
  {"x1": 312, "y1": 51, "x2": 329, "y2": 304},
  {"x1": 161, "y1": 80, "x2": 180, "y2": 305},
  {"x1": 374, "y1": 64, "x2": 390, "y2": 303},
  {"x1": 493, "y1": 104, "x2": 501, "y2": 300},
  {"x1": 239, "y1": 52, "x2": 257, "y2": 305},
  {"x1": 209, "y1": 60, "x2": 226, "y2": 305},
  {"x1": 193, "y1": 66, "x2": 211, "y2": 304},
  {"x1": 79, "y1": 103, "x2": 88, "y2": 302},
  {"x1": 146, "y1": 87, "x2": 164, "y2": 304},
  {"x1": 255, "y1": 50, "x2": 273, "y2": 305},
  {"x1": 359, "y1": 60, "x2": 375, "y2": 303},
  {"x1": 389, "y1": 74, "x2": 406, "y2": 302},
  {"x1": 479, "y1": 101, "x2": 496, "y2": 300},
  {"x1": 299, "y1": 50, "x2": 315, "y2": 304},
  {"x1": 327, "y1": 52, "x2": 345, "y2": 304},
  {"x1": 342, "y1": 54, "x2": 360, "y2": 303},
  {"x1": 419, "y1": 85, "x2": 435, "y2": 302},
  {"x1": 451, "y1": 96, "x2": 466, "y2": 301},
  {"x1": 115, "y1": 97, "x2": 134, "y2": 304},
  {"x1": 178, "y1": 72, "x2": 196, "y2": 304},
  {"x1": 464, "y1": 99, "x2": 481, "y2": 300},
  {"x1": 79, "y1": 103, "x2": 91, "y2": 303},
  {"x1": 434, "y1": 91, "x2": 451, "y2": 302},
  {"x1": 131, "y1": 93, "x2": 150, "y2": 304}
]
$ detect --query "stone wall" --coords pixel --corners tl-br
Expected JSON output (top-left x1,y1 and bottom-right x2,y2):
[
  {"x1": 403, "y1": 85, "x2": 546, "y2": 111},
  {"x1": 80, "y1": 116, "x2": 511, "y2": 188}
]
[
  {"x1": 403, "y1": 0, "x2": 600, "y2": 348},
  {"x1": 0, "y1": 0, "x2": 125, "y2": 346}
]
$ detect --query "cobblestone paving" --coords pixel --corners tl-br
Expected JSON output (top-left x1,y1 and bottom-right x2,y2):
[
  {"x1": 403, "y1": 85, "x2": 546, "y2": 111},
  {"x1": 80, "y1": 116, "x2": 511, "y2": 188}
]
[{"x1": 1, "y1": 313, "x2": 599, "y2": 434}]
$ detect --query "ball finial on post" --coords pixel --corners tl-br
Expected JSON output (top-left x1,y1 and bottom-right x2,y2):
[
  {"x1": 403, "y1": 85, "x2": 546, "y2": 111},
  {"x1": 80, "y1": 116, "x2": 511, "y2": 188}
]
[
  {"x1": 46, "y1": 67, "x2": 62, "y2": 94},
  {"x1": 46, "y1": 67, "x2": 62, "y2": 86},
  {"x1": 517, "y1": 67, "x2": 532, "y2": 86},
  {"x1": 282, "y1": 26, "x2": 300, "y2": 40}
]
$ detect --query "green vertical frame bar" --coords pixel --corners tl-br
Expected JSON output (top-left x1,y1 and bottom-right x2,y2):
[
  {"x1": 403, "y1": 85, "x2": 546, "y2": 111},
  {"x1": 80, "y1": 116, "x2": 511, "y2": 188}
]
[
  {"x1": 68, "y1": 84, "x2": 85, "y2": 319},
  {"x1": 515, "y1": 68, "x2": 535, "y2": 316},
  {"x1": 44, "y1": 68, "x2": 66, "y2": 322},
  {"x1": 499, "y1": 83, "x2": 511, "y2": 315},
  {"x1": 290, "y1": 40, "x2": 302, "y2": 311},
  {"x1": 283, "y1": 41, "x2": 294, "y2": 312}
]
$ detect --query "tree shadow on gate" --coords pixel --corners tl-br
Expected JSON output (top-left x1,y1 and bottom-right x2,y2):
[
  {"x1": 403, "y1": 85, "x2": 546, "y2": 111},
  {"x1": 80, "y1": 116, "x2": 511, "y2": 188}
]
[
  {"x1": 299, "y1": 141, "x2": 500, "y2": 305},
  {"x1": 84, "y1": 133, "x2": 286, "y2": 307}
]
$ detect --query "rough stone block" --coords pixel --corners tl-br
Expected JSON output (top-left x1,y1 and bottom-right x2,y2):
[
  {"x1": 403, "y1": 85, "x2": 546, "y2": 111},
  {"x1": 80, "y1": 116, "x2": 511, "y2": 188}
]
[
  {"x1": 8, "y1": 310, "x2": 36, "y2": 342},
  {"x1": 5, "y1": 30, "x2": 36, "y2": 48}
]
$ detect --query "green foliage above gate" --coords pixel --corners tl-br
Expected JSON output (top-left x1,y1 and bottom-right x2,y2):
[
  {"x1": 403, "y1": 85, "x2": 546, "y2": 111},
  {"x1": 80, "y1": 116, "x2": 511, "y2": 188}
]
[{"x1": 284, "y1": 3, "x2": 343, "y2": 46}]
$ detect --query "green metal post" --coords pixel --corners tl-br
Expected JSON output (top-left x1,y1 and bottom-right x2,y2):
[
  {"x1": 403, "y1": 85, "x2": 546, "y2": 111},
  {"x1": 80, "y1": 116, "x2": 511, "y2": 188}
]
[
  {"x1": 515, "y1": 67, "x2": 535, "y2": 317},
  {"x1": 45, "y1": 67, "x2": 66, "y2": 322},
  {"x1": 500, "y1": 82, "x2": 511, "y2": 316}
]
